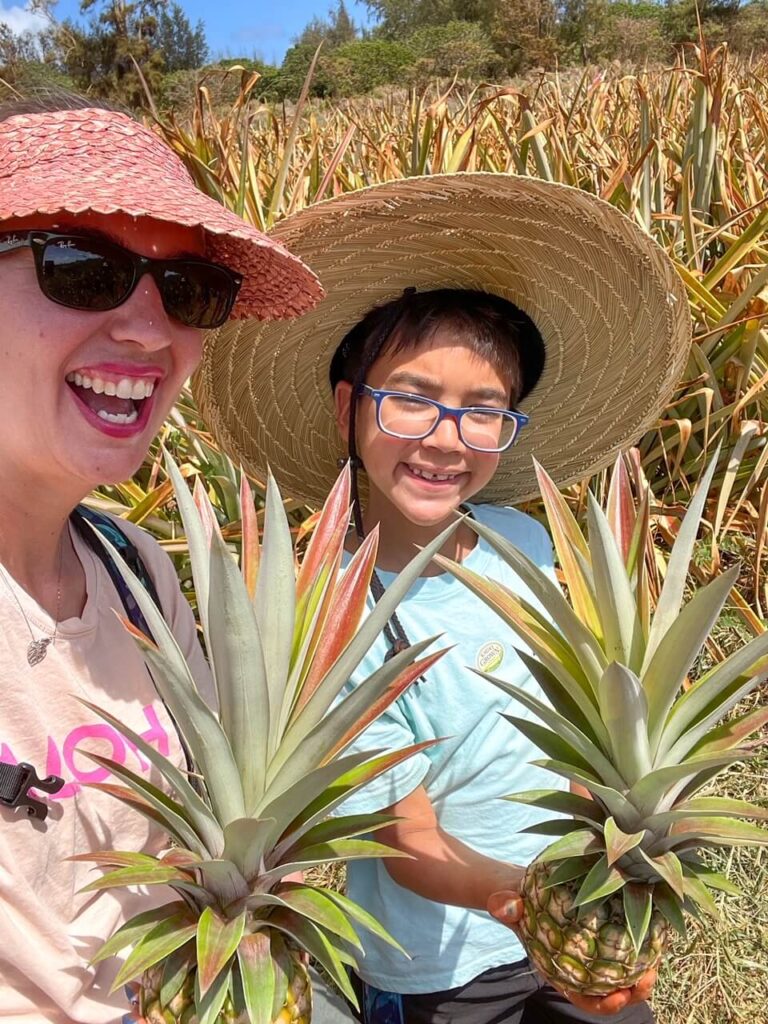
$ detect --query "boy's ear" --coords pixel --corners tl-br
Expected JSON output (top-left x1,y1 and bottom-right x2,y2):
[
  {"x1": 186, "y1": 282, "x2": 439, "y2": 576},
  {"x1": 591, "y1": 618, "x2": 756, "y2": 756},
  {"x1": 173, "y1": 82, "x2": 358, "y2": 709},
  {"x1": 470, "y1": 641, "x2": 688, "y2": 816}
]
[{"x1": 334, "y1": 380, "x2": 353, "y2": 439}]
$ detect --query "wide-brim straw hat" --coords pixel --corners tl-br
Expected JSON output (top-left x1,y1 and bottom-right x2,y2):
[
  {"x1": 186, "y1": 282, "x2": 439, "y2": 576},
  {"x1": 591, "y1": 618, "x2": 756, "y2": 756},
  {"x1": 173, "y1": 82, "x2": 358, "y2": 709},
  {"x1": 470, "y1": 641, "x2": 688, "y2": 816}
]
[
  {"x1": 0, "y1": 107, "x2": 322, "y2": 320},
  {"x1": 195, "y1": 173, "x2": 691, "y2": 506}
]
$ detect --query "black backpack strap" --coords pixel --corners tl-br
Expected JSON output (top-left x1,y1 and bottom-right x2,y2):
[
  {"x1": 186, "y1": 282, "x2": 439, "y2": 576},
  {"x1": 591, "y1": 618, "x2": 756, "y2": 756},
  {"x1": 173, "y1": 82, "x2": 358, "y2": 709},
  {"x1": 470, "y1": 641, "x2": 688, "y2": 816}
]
[
  {"x1": 69, "y1": 505, "x2": 162, "y2": 639},
  {"x1": 69, "y1": 506, "x2": 197, "y2": 786}
]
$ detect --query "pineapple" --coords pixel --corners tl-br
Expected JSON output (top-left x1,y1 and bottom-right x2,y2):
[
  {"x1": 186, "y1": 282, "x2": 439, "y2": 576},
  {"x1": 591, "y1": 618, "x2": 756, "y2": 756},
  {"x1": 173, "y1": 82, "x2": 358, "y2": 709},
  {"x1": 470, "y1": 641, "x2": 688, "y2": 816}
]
[
  {"x1": 72, "y1": 458, "x2": 454, "y2": 1023},
  {"x1": 440, "y1": 452, "x2": 768, "y2": 997}
]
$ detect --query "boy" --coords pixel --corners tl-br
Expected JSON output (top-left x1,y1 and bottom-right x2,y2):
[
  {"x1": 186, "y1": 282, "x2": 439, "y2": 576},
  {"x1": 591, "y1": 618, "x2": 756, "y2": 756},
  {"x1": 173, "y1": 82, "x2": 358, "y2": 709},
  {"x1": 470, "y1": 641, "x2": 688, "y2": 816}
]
[{"x1": 195, "y1": 175, "x2": 691, "y2": 1024}]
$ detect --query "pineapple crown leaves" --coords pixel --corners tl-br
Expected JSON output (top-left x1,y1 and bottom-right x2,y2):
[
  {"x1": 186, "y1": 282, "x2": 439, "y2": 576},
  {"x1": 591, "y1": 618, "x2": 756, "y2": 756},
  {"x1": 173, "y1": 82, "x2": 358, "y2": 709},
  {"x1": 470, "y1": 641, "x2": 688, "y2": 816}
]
[
  {"x1": 439, "y1": 450, "x2": 768, "y2": 952},
  {"x1": 75, "y1": 458, "x2": 457, "y2": 1016}
]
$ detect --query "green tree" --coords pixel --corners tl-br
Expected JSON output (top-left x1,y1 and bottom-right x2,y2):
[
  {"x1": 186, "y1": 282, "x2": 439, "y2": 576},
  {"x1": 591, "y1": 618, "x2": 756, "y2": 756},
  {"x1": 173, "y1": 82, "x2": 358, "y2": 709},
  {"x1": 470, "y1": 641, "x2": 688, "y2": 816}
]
[
  {"x1": 295, "y1": 1, "x2": 357, "y2": 48},
  {"x1": 558, "y1": 0, "x2": 611, "y2": 61},
  {"x1": 328, "y1": 0, "x2": 357, "y2": 44},
  {"x1": 490, "y1": 0, "x2": 559, "y2": 71},
  {"x1": 726, "y1": 0, "x2": 768, "y2": 52},
  {"x1": 662, "y1": 0, "x2": 740, "y2": 45},
  {"x1": 405, "y1": 20, "x2": 503, "y2": 80},
  {"x1": 365, "y1": 0, "x2": 495, "y2": 39},
  {"x1": 324, "y1": 36, "x2": 411, "y2": 93},
  {"x1": 0, "y1": 24, "x2": 41, "y2": 67},
  {"x1": 274, "y1": 41, "x2": 333, "y2": 99},
  {"x1": 55, "y1": 0, "x2": 167, "y2": 105},
  {"x1": 155, "y1": 2, "x2": 207, "y2": 71}
]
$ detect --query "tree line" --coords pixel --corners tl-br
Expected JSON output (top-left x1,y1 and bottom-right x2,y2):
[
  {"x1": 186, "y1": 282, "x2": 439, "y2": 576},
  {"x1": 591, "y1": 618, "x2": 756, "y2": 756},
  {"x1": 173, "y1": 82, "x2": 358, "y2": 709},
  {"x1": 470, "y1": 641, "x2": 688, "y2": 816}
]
[{"x1": 2, "y1": 0, "x2": 768, "y2": 107}]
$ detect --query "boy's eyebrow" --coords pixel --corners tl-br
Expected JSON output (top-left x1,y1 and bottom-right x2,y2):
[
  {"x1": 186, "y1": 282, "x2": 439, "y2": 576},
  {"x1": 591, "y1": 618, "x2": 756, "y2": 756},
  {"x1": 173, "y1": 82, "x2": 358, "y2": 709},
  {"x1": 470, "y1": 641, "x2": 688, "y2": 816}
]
[{"x1": 385, "y1": 371, "x2": 508, "y2": 405}]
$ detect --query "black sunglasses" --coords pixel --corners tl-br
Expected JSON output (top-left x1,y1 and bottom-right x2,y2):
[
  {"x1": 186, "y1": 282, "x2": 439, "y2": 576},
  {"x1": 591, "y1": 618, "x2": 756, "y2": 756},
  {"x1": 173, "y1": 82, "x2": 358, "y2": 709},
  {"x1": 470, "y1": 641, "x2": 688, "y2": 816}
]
[{"x1": 0, "y1": 230, "x2": 242, "y2": 329}]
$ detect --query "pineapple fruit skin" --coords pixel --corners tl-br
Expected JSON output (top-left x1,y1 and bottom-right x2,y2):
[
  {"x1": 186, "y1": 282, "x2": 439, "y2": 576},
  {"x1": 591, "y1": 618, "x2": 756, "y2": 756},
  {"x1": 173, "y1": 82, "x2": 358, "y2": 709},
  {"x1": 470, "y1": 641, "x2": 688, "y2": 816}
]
[
  {"x1": 520, "y1": 862, "x2": 668, "y2": 997},
  {"x1": 139, "y1": 955, "x2": 312, "y2": 1024}
]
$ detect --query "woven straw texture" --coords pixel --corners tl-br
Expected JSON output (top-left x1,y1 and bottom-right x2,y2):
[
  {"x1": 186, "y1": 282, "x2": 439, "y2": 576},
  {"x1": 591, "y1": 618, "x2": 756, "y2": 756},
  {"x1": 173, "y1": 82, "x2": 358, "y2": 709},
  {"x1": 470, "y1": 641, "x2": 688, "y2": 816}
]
[
  {"x1": 196, "y1": 173, "x2": 692, "y2": 506},
  {"x1": 0, "y1": 108, "x2": 322, "y2": 321}
]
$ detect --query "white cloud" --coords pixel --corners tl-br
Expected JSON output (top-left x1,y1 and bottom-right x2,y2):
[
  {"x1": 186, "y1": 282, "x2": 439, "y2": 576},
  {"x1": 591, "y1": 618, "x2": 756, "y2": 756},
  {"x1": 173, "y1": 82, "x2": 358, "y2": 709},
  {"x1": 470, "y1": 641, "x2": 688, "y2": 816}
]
[{"x1": 0, "y1": 3, "x2": 49, "y2": 36}]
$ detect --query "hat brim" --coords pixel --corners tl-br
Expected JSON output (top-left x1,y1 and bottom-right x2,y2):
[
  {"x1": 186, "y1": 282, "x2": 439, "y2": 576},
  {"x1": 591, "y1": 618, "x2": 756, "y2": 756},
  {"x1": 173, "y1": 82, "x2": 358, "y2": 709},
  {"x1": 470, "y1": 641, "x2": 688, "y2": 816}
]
[
  {"x1": 195, "y1": 173, "x2": 691, "y2": 506},
  {"x1": 0, "y1": 109, "x2": 323, "y2": 320}
]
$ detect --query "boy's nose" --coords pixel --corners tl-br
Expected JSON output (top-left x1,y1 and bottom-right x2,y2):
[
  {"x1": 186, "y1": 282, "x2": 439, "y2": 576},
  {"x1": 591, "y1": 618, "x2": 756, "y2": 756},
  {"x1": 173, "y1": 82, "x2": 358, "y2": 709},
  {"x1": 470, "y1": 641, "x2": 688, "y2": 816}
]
[{"x1": 424, "y1": 414, "x2": 465, "y2": 452}]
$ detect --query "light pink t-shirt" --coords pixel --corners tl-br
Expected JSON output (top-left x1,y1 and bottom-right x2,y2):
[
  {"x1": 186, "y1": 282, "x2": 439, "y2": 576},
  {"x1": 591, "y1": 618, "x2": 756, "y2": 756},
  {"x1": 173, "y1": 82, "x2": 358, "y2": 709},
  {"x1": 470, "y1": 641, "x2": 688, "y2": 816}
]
[{"x1": 0, "y1": 516, "x2": 213, "y2": 1024}]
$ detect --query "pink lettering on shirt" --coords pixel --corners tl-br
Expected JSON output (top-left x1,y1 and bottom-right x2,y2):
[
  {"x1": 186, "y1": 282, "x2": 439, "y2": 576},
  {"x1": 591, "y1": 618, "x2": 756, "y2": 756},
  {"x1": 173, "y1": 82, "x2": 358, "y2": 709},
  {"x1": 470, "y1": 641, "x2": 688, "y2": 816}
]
[{"x1": 0, "y1": 704, "x2": 172, "y2": 799}]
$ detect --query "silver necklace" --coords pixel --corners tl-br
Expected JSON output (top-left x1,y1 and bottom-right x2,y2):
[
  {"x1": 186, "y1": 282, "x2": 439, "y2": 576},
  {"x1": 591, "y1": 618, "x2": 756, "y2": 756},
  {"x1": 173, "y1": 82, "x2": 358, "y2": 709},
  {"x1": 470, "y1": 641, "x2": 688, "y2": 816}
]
[{"x1": 0, "y1": 540, "x2": 65, "y2": 667}]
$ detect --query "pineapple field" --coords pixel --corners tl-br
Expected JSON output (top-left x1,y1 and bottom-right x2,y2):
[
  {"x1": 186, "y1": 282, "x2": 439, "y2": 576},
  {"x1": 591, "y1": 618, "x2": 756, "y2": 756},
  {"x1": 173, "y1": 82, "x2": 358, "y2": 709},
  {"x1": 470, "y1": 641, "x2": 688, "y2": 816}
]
[{"x1": 78, "y1": 41, "x2": 767, "y2": 1024}]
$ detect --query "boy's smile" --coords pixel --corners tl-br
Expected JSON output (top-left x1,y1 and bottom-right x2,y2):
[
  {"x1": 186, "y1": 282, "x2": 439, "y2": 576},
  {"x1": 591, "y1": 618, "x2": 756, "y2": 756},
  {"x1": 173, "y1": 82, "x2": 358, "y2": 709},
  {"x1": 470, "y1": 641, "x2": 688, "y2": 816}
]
[{"x1": 336, "y1": 329, "x2": 516, "y2": 567}]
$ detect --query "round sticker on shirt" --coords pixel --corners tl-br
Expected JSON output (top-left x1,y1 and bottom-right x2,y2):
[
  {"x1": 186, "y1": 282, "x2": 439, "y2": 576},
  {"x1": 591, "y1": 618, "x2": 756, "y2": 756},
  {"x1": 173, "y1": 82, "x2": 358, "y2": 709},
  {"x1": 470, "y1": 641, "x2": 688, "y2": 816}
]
[{"x1": 476, "y1": 640, "x2": 504, "y2": 674}]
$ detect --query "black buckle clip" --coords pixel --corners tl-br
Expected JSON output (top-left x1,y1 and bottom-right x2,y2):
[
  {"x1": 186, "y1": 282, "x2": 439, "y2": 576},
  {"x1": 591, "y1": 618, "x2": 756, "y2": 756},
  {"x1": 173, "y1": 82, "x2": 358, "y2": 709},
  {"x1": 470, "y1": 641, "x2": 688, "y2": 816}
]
[{"x1": 0, "y1": 762, "x2": 65, "y2": 821}]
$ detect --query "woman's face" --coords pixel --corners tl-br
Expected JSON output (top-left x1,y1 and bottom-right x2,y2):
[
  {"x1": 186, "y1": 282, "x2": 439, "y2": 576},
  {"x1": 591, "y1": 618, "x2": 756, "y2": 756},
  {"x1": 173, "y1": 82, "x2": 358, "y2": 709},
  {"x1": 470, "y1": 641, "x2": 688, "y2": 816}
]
[{"x1": 0, "y1": 210, "x2": 205, "y2": 495}]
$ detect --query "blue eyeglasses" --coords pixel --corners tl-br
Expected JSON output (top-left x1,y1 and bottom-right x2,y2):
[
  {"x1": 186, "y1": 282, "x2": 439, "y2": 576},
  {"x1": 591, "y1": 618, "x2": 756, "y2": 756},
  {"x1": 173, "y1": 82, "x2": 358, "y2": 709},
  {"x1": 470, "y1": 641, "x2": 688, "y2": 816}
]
[{"x1": 358, "y1": 385, "x2": 528, "y2": 453}]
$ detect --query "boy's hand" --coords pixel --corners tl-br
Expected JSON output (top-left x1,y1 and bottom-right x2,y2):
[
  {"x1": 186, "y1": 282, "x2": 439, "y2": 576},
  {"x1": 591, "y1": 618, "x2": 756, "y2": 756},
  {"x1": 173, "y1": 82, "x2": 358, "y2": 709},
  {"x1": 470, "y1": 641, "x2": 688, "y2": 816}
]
[{"x1": 487, "y1": 890, "x2": 657, "y2": 1015}]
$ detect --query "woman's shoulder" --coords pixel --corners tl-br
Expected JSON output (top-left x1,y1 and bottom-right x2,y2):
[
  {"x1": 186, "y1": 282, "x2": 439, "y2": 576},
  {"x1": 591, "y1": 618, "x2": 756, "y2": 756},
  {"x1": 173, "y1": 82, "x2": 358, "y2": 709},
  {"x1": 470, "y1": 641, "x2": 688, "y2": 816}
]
[{"x1": 79, "y1": 509, "x2": 185, "y2": 610}]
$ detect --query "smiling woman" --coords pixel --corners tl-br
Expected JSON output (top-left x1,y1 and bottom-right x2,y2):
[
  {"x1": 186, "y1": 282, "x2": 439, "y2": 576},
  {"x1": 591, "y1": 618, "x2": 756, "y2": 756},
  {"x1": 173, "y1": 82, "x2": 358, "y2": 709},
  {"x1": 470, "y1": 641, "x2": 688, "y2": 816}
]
[{"x1": 0, "y1": 92, "x2": 321, "y2": 1024}]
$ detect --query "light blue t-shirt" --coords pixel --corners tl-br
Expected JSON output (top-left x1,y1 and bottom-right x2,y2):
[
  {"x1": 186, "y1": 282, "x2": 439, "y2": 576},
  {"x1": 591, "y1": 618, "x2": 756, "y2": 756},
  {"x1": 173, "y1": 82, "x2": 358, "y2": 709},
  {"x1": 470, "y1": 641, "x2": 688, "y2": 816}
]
[{"x1": 338, "y1": 503, "x2": 567, "y2": 994}]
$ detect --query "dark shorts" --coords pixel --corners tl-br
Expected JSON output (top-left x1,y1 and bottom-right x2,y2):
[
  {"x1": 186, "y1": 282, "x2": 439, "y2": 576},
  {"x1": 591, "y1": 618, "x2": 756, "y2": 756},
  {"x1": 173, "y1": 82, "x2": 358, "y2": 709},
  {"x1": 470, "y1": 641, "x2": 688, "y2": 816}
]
[{"x1": 350, "y1": 960, "x2": 655, "y2": 1024}]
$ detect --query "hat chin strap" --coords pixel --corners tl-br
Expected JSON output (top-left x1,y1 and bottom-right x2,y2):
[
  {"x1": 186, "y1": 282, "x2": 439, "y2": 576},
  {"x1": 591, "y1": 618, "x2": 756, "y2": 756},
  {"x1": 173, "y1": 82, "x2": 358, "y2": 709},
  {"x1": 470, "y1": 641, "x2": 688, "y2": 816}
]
[{"x1": 347, "y1": 381, "x2": 422, "y2": 670}]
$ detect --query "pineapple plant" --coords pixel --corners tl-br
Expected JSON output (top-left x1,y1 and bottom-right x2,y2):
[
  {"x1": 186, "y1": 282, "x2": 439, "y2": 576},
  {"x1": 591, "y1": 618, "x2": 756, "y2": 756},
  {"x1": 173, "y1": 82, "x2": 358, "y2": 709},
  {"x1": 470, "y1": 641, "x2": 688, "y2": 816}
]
[
  {"x1": 72, "y1": 457, "x2": 454, "y2": 1024},
  {"x1": 439, "y1": 452, "x2": 768, "y2": 997}
]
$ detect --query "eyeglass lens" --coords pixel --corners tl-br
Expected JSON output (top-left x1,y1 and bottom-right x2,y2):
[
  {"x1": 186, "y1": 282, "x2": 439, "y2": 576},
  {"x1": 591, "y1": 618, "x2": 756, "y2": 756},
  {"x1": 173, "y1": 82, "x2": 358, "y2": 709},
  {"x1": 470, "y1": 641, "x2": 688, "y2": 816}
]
[
  {"x1": 378, "y1": 394, "x2": 519, "y2": 451},
  {"x1": 38, "y1": 236, "x2": 236, "y2": 328}
]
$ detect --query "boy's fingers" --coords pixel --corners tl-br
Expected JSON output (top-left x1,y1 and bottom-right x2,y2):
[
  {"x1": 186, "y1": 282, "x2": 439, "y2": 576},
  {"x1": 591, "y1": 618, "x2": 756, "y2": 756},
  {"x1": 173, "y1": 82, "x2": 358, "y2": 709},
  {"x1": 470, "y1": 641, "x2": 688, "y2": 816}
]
[
  {"x1": 629, "y1": 968, "x2": 657, "y2": 1003},
  {"x1": 552, "y1": 968, "x2": 657, "y2": 1015},
  {"x1": 486, "y1": 889, "x2": 522, "y2": 927}
]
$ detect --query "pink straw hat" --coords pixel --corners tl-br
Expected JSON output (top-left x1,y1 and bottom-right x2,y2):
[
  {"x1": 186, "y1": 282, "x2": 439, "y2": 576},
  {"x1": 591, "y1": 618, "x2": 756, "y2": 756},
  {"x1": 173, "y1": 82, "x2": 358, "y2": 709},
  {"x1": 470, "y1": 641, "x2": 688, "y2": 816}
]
[{"x1": 0, "y1": 107, "x2": 323, "y2": 320}]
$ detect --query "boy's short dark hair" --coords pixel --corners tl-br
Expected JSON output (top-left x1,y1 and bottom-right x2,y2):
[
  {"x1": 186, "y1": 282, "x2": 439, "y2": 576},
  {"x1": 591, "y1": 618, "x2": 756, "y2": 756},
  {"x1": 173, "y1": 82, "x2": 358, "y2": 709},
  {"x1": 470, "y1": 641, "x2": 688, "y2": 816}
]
[{"x1": 329, "y1": 288, "x2": 546, "y2": 409}]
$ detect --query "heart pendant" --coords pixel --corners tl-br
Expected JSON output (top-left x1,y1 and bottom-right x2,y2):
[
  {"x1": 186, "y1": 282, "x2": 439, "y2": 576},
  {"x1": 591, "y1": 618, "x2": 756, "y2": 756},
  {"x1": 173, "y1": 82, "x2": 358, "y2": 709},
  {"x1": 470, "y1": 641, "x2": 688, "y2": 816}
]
[{"x1": 27, "y1": 638, "x2": 51, "y2": 667}]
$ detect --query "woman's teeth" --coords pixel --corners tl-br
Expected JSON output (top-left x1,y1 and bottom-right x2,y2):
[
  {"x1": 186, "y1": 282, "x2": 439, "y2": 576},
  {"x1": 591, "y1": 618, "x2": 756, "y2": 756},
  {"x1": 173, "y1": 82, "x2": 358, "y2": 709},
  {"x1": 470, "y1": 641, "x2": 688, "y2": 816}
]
[
  {"x1": 65, "y1": 372, "x2": 155, "y2": 400},
  {"x1": 97, "y1": 408, "x2": 139, "y2": 424},
  {"x1": 409, "y1": 466, "x2": 459, "y2": 481}
]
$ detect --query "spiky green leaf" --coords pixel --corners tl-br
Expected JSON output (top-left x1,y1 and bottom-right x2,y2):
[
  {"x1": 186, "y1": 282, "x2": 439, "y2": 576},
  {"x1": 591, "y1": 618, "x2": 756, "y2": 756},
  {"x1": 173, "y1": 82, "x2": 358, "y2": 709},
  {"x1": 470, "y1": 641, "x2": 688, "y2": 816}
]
[
  {"x1": 254, "y1": 472, "x2": 296, "y2": 748},
  {"x1": 268, "y1": 910, "x2": 358, "y2": 1007},
  {"x1": 321, "y1": 887, "x2": 411, "y2": 955},
  {"x1": 89, "y1": 902, "x2": 188, "y2": 964},
  {"x1": 207, "y1": 524, "x2": 270, "y2": 812},
  {"x1": 486, "y1": 672, "x2": 625, "y2": 788},
  {"x1": 440, "y1": 533, "x2": 607, "y2": 692},
  {"x1": 623, "y1": 884, "x2": 653, "y2": 955},
  {"x1": 574, "y1": 855, "x2": 627, "y2": 906},
  {"x1": 76, "y1": 698, "x2": 224, "y2": 857},
  {"x1": 604, "y1": 817, "x2": 646, "y2": 866},
  {"x1": 278, "y1": 884, "x2": 363, "y2": 949},
  {"x1": 237, "y1": 932, "x2": 275, "y2": 1024},
  {"x1": 504, "y1": 789, "x2": 606, "y2": 826},
  {"x1": 586, "y1": 493, "x2": 643, "y2": 669},
  {"x1": 596, "y1": 663, "x2": 651, "y2": 786},
  {"x1": 637, "y1": 849, "x2": 685, "y2": 899},
  {"x1": 536, "y1": 829, "x2": 603, "y2": 863},
  {"x1": 645, "y1": 566, "x2": 739, "y2": 747},
  {"x1": 544, "y1": 857, "x2": 596, "y2": 888},
  {"x1": 196, "y1": 907, "x2": 246, "y2": 998},
  {"x1": 222, "y1": 818, "x2": 276, "y2": 880},
  {"x1": 653, "y1": 883, "x2": 687, "y2": 939},
  {"x1": 79, "y1": 752, "x2": 205, "y2": 856},
  {"x1": 195, "y1": 959, "x2": 233, "y2": 1024},
  {"x1": 111, "y1": 912, "x2": 198, "y2": 992}
]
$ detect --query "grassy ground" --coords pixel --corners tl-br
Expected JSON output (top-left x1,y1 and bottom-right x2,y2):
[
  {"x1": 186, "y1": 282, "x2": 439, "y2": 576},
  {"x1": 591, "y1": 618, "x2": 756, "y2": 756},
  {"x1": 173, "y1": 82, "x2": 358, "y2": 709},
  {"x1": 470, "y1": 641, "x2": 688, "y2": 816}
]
[{"x1": 654, "y1": 739, "x2": 768, "y2": 1023}]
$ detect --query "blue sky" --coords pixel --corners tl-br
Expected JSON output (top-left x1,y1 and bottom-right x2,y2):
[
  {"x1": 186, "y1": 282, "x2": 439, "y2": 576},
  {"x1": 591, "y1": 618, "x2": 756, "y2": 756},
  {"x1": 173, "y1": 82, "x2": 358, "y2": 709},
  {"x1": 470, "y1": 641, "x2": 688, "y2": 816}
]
[{"x1": 0, "y1": 0, "x2": 374, "y2": 65}]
